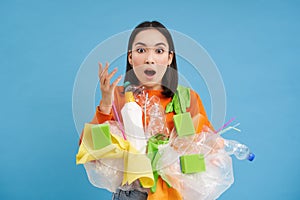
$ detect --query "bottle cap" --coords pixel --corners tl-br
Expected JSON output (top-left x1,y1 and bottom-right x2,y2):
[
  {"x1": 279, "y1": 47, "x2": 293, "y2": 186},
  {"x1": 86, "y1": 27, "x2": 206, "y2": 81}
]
[
  {"x1": 123, "y1": 81, "x2": 131, "y2": 91},
  {"x1": 247, "y1": 153, "x2": 255, "y2": 161}
]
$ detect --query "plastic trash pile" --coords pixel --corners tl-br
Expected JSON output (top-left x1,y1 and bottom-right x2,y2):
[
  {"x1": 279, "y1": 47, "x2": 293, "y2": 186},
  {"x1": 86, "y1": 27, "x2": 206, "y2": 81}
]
[{"x1": 76, "y1": 83, "x2": 255, "y2": 199}]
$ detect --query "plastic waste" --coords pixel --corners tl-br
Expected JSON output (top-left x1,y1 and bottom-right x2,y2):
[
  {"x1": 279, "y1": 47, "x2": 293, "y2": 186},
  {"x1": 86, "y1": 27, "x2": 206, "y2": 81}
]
[
  {"x1": 123, "y1": 81, "x2": 145, "y2": 100},
  {"x1": 145, "y1": 99, "x2": 168, "y2": 138},
  {"x1": 156, "y1": 129, "x2": 234, "y2": 200},
  {"x1": 83, "y1": 121, "x2": 125, "y2": 193},
  {"x1": 223, "y1": 139, "x2": 255, "y2": 161},
  {"x1": 121, "y1": 82, "x2": 147, "y2": 153},
  {"x1": 84, "y1": 159, "x2": 124, "y2": 193}
]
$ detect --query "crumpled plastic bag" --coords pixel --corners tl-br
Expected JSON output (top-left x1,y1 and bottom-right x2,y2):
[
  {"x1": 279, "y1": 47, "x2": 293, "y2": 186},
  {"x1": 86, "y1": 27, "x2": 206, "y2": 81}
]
[
  {"x1": 156, "y1": 130, "x2": 234, "y2": 200},
  {"x1": 84, "y1": 158, "x2": 124, "y2": 192}
]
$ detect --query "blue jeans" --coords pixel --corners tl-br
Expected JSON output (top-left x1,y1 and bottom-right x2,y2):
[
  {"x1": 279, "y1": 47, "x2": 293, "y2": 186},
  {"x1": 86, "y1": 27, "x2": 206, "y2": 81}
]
[{"x1": 112, "y1": 189, "x2": 148, "y2": 200}]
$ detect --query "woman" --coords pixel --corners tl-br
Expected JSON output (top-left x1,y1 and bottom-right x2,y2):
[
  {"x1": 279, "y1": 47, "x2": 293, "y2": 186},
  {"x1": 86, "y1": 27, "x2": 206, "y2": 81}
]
[{"x1": 84, "y1": 21, "x2": 212, "y2": 200}]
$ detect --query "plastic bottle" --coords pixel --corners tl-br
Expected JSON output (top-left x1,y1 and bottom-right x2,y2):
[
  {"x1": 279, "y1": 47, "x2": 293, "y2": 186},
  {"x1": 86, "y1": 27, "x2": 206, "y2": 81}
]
[
  {"x1": 121, "y1": 82, "x2": 147, "y2": 153},
  {"x1": 124, "y1": 81, "x2": 146, "y2": 105},
  {"x1": 145, "y1": 103, "x2": 166, "y2": 137},
  {"x1": 124, "y1": 81, "x2": 144, "y2": 96},
  {"x1": 223, "y1": 139, "x2": 255, "y2": 161}
]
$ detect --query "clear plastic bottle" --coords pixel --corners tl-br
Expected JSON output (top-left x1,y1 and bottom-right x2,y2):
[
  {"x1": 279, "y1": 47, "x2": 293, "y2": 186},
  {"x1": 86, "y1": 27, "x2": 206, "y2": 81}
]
[
  {"x1": 223, "y1": 139, "x2": 255, "y2": 161},
  {"x1": 124, "y1": 81, "x2": 146, "y2": 105},
  {"x1": 124, "y1": 81, "x2": 144, "y2": 95},
  {"x1": 145, "y1": 103, "x2": 166, "y2": 137}
]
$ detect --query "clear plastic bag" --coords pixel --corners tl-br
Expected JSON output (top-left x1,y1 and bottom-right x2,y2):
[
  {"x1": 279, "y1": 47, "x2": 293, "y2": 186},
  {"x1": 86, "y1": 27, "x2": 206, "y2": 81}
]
[
  {"x1": 156, "y1": 130, "x2": 234, "y2": 200},
  {"x1": 83, "y1": 121, "x2": 125, "y2": 193},
  {"x1": 84, "y1": 158, "x2": 124, "y2": 193}
]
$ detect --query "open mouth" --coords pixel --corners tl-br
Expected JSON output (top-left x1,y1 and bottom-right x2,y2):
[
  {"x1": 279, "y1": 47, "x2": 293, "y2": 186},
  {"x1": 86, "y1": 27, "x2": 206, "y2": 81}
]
[{"x1": 144, "y1": 69, "x2": 156, "y2": 76}]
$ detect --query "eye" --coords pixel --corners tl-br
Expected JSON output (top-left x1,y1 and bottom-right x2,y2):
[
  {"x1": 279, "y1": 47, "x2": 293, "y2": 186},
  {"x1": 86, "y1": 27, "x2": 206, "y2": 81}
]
[
  {"x1": 136, "y1": 48, "x2": 146, "y2": 53},
  {"x1": 155, "y1": 48, "x2": 165, "y2": 54}
]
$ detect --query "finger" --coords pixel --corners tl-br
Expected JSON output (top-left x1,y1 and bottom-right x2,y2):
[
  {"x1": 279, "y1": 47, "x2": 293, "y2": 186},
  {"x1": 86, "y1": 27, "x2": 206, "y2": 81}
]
[
  {"x1": 99, "y1": 62, "x2": 109, "y2": 78},
  {"x1": 106, "y1": 68, "x2": 118, "y2": 81},
  {"x1": 111, "y1": 75, "x2": 122, "y2": 89},
  {"x1": 101, "y1": 62, "x2": 109, "y2": 77},
  {"x1": 100, "y1": 62, "x2": 109, "y2": 86},
  {"x1": 100, "y1": 74, "x2": 109, "y2": 87},
  {"x1": 98, "y1": 62, "x2": 103, "y2": 78},
  {"x1": 100, "y1": 75, "x2": 106, "y2": 86}
]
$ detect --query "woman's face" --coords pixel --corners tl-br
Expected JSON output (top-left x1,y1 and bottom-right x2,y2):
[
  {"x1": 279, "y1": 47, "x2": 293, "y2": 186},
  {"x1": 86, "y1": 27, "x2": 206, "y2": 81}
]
[{"x1": 128, "y1": 29, "x2": 174, "y2": 90}]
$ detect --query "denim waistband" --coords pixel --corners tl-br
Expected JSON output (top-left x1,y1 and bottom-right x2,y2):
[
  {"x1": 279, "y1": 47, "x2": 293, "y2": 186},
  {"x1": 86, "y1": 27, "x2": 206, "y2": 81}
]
[{"x1": 112, "y1": 189, "x2": 148, "y2": 200}]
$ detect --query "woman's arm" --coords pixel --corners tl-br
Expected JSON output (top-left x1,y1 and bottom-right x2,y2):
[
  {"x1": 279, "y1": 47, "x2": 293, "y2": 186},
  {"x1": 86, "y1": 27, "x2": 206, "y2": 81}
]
[{"x1": 79, "y1": 62, "x2": 121, "y2": 145}]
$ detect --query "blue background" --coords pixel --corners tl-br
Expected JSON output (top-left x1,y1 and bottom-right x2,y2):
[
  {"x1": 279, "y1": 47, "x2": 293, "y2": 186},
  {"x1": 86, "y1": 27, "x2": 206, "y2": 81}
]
[{"x1": 1, "y1": 0, "x2": 299, "y2": 199}]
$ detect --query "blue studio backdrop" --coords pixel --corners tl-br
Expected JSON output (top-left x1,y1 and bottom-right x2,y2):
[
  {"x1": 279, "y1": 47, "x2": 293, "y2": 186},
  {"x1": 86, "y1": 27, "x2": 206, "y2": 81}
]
[{"x1": 0, "y1": 0, "x2": 299, "y2": 200}]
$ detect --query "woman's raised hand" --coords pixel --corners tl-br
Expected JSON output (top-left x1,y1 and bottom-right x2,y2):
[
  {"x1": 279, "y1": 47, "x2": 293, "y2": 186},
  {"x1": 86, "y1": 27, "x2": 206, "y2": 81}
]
[{"x1": 98, "y1": 62, "x2": 122, "y2": 113}]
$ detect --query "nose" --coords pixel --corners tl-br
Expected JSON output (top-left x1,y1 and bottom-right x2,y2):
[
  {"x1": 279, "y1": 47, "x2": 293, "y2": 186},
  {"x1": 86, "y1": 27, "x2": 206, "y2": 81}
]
[
  {"x1": 145, "y1": 59, "x2": 155, "y2": 64},
  {"x1": 145, "y1": 51, "x2": 155, "y2": 64}
]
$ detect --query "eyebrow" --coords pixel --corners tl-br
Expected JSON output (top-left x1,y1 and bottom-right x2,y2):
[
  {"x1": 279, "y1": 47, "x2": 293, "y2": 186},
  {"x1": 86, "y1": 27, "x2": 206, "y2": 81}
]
[{"x1": 134, "y1": 42, "x2": 167, "y2": 47}]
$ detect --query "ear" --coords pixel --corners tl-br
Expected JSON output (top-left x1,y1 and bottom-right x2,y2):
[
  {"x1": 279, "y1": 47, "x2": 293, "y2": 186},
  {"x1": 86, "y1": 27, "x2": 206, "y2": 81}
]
[
  {"x1": 128, "y1": 51, "x2": 133, "y2": 65},
  {"x1": 168, "y1": 51, "x2": 174, "y2": 66}
]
